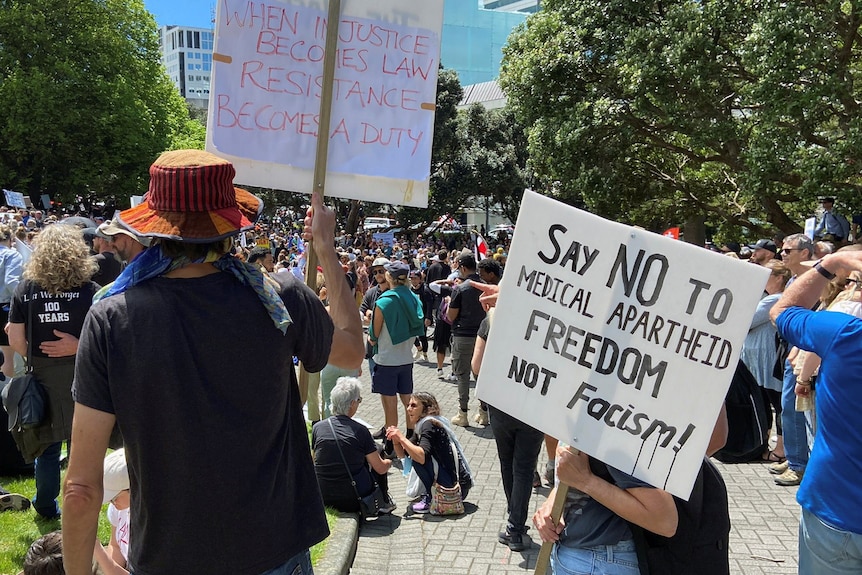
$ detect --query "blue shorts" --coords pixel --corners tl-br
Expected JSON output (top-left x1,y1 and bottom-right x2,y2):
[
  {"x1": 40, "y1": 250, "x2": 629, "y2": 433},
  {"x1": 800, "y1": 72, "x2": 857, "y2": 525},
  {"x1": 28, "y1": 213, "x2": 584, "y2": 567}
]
[{"x1": 371, "y1": 364, "x2": 414, "y2": 396}]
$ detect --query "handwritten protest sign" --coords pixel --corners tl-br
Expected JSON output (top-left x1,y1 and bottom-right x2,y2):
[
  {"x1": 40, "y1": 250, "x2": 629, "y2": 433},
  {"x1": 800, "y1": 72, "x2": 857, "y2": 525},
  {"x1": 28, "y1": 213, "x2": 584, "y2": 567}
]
[
  {"x1": 3, "y1": 190, "x2": 26, "y2": 209},
  {"x1": 206, "y1": 0, "x2": 443, "y2": 207},
  {"x1": 477, "y1": 191, "x2": 769, "y2": 499}
]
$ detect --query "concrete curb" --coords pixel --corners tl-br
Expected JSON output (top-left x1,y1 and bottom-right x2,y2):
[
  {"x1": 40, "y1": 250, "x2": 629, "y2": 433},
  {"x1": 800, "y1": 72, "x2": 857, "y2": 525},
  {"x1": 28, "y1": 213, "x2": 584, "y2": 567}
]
[{"x1": 315, "y1": 512, "x2": 360, "y2": 575}]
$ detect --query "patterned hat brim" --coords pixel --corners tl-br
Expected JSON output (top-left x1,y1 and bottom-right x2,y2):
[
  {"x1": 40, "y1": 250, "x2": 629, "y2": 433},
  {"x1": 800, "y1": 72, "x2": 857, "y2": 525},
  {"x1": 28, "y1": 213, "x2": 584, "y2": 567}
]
[{"x1": 117, "y1": 187, "x2": 263, "y2": 243}]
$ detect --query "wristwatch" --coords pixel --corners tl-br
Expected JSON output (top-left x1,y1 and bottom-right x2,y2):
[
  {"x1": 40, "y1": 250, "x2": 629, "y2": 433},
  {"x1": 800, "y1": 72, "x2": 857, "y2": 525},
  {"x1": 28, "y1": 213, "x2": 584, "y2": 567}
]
[{"x1": 814, "y1": 260, "x2": 836, "y2": 280}]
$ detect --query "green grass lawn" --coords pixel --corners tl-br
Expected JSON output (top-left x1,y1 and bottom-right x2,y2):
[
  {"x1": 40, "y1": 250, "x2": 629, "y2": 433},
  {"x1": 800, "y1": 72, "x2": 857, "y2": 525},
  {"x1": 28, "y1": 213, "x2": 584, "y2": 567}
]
[
  {"x1": 1, "y1": 470, "x2": 337, "y2": 575},
  {"x1": 1, "y1": 423, "x2": 332, "y2": 574}
]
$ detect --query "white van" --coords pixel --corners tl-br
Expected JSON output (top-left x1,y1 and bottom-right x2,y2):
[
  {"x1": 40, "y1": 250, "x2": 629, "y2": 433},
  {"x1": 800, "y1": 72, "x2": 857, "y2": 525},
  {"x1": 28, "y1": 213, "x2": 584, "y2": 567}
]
[{"x1": 363, "y1": 217, "x2": 394, "y2": 231}]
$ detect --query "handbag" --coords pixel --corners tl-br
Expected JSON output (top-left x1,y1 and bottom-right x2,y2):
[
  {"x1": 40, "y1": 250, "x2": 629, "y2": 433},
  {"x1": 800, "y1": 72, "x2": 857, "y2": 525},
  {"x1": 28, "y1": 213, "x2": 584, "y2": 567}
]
[
  {"x1": 1, "y1": 285, "x2": 47, "y2": 430},
  {"x1": 327, "y1": 419, "x2": 387, "y2": 519},
  {"x1": 429, "y1": 441, "x2": 464, "y2": 516}
]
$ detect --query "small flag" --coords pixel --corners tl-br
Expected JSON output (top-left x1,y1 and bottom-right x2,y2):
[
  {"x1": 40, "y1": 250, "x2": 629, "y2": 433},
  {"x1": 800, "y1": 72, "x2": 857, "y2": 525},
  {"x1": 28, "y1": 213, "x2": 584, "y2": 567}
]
[
  {"x1": 475, "y1": 234, "x2": 489, "y2": 261},
  {"x1": 662, "y1": 227, "x2": 680, "y2": 240}
]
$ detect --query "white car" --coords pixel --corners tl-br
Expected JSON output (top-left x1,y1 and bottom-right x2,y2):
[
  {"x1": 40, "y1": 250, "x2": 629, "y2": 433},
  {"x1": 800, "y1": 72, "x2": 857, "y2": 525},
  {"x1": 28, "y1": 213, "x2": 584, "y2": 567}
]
[{"x1": 363, "y1": 217, "x2": 394, "y2": 231}]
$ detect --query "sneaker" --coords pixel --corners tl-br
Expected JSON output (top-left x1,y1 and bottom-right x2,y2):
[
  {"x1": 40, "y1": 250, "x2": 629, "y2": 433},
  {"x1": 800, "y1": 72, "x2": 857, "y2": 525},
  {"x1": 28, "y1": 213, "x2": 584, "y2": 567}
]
[
  {"x1": 411, "y1": 495, "x2": 431, "y2": 514},
  {"x1": 446, "y1": 373, "x2": 459, "y2": 382},
  {"x1": 372, "y1": 426, "x2": 386, "y2": 440},
  {"x1": 498, "y1": 529, "x2": 530, "y2": 552},
  {"x1": 473, "y1": 409, "x2": 489, "y2": 426},
  {"x1": 775, "y1": 467, "x2": 804, "y2": 486},
  {"x1": 379, "y1": 495, "x2": 397, "y2": 514},
  {"x1": 0, "y1": 493, "x2": 31, "y2": 513},
  {"x1": 437, "y1": 368, "x2": 444, "y2": 379},
  {"x1": 544, "y1": 460, "x2": 555, "y2": 485},
  {"x1": 451, "y1": 410, "x2": 470, "y2": 427},
  {"x1": 412, "y1": 347, "x2": 420, "y2": 360},
  {"x1": 768, "y1": 460, "x2": 790, "y2": 475},
  {"x1": 422, "y1": 352, "x2": 429, "y2": 362}
]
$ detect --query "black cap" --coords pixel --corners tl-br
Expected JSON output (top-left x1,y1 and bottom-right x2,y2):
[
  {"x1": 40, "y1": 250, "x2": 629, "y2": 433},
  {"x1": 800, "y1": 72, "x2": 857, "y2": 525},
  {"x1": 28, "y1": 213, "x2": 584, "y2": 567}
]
[{"x1": 747, "y1": 239, "x2": 777, "y2": 253}]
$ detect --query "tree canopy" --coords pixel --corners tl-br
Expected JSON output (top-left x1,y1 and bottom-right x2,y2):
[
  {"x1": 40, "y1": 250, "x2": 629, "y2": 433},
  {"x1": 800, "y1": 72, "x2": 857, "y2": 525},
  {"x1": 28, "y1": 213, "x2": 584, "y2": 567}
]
[
  {"x1": 500, "y1": 0, "x2": 862, "y2": 238},
  {"x1": 0, "y1": 0, "x2": 198, "y2": 206}
]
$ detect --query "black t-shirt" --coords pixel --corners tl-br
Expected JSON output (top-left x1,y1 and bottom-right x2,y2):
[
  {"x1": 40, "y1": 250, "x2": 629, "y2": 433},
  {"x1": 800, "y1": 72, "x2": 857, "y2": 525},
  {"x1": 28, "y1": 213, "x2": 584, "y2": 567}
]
[
  {"x1": 92, "y1": 252, "x2": 123, "y2": 286},
  {"x1": 449, "y1": 273, "x2": 486, "y2": 337},
  {"x1": 312, "y1": 415, "x2": 377, "y2": 507},
  {"x1": 425, "y1": 261, "x2": 450, "y2": 285},
  {"x1": 9, "y1": 280, "x2": 100, "y2": 357},
  {"x1": 73, "y1": 271, "x2": 333, "y2": 575},
  {"x1": 412, "y1": 418, "x2": 457, "y2": 479}
]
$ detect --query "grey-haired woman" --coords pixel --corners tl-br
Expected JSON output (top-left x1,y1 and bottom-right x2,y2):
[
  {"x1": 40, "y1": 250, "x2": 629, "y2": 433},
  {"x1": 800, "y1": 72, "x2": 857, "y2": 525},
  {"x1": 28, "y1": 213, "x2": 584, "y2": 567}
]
[{"x1": 311, "y1": 377, "x2": 396, "y2": 514}]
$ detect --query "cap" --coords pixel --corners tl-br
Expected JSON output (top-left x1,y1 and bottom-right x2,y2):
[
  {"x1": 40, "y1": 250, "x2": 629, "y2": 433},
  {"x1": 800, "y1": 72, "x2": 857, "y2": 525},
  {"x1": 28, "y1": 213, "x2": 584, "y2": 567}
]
[
  {"x1": 747, "y1": 239, "x2": 777, "y2": 253},
  {"x1": 97, "y1": 220, "x2": 152, "y2": 247},
  {"x1": 384, "y1": 261, "x2": 410, "y2": 278},
  {"x1": 371, "y1": 257, "x2": 390, "y2": 269},
  {"x1": 102, "y1": 449, "x2": 130, "y2": 504}
]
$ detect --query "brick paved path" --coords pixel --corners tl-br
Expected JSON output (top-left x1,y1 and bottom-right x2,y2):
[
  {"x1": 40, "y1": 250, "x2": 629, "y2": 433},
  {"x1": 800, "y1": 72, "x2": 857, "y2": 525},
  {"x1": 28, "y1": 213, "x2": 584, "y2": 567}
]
[{"x1": 347, "y1": 356, "x2": 800, "y2": 575}]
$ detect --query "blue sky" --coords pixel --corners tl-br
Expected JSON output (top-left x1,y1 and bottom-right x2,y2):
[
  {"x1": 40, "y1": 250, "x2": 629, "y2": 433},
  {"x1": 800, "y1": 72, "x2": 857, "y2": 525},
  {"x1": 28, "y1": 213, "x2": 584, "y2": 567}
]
[{"x1": 144, "y1": 0, "x2": 216, "y2": 28}]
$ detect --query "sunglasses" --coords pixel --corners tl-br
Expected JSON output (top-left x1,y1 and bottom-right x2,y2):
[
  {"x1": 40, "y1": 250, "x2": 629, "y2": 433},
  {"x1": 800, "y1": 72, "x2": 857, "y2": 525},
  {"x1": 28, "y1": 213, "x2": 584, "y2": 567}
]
[
  {"x1": 780, "y1": 248, "x2": 803, "y2": 254},
  {"x1": 373, "y1": 269, "x2": 386, "y2": 275},
  {"x1": 845, "y1": 278, "x2": 862, "y2": 288}
]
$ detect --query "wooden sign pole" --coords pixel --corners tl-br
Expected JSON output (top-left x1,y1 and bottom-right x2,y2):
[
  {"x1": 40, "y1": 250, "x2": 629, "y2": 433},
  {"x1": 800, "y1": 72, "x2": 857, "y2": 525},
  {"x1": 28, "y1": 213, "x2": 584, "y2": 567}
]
[
  {"x1": 534, "y1": 484, "x2": 569, "y2": 575},
  {"x1": 299, "y1": 0, "x2": 342, "y2": 405}
]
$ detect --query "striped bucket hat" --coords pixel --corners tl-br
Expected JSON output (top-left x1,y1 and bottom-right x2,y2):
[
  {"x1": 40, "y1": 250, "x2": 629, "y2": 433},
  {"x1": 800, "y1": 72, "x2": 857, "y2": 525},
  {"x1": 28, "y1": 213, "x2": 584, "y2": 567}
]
[{"x1": 117, "y1": 149, "x2": 263, "y2": 243}]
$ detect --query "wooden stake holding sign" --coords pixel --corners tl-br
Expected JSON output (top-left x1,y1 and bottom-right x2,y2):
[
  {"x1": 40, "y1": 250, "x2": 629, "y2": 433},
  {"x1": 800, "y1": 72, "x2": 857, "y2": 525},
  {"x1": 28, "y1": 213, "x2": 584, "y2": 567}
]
[
  {"x1": 298, "y1": 0, "x2": 342, "y2": 405},
  {"x1": 534, "y1": 483, "x2": 569, "y2": 575}
]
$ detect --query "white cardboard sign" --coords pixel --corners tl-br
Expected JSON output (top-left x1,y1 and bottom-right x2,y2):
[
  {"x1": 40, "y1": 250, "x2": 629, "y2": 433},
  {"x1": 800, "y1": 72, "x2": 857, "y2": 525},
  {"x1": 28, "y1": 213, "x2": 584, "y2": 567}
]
[
  {"x1": 206, "y1": 0, "x2": 443, "y2": 207},
  {"x1": 477, "y1": 191, "x2": 769, "y2": 499}
]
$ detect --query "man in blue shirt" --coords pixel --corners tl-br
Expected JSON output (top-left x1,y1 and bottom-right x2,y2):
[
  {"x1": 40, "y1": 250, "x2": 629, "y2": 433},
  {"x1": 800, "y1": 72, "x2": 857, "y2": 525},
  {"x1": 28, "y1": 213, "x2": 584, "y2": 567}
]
[{"x1": 770, "y1": 248, "x2": 862, "y2": 574}]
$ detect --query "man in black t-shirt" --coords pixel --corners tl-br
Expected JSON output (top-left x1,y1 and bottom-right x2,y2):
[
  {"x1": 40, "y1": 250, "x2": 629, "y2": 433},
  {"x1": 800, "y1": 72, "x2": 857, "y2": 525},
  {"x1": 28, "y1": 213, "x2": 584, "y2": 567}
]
[
  {"x1": 63, "y1": 150, "x2": 364, "y2": 575},
  {"x1": 446, "y1": 253, "x2": 486, "y2": 427}
]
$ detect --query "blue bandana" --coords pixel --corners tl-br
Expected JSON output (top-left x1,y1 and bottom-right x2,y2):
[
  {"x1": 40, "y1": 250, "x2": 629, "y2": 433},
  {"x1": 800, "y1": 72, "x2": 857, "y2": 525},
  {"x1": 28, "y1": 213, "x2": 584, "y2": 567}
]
[{"x1": 93, "y1": 245, "x2": 292, "y2": 334}]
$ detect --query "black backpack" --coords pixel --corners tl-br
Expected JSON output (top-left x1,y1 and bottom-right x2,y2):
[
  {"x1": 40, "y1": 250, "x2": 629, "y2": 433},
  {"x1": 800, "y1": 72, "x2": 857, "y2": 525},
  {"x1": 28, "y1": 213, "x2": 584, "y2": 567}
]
[
  {"x1": 713, "y1": 361, "x2": 769, "y2": 464},
  {"x1": 630, "y1": 458, "x2": 730, "y2": 575}
]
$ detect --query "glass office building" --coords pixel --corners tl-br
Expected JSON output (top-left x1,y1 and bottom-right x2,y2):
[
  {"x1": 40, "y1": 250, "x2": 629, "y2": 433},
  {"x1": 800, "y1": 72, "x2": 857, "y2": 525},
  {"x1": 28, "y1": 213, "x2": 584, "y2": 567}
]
[{"x1": 441, "y1": 0, "x2": 529, "y2": 86}]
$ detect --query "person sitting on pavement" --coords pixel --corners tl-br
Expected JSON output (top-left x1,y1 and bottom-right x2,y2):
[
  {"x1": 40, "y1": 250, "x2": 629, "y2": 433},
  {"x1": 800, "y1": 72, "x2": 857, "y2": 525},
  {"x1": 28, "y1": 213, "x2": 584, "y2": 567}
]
[
  {"x1": 386, "y1": 391, "x2": 473, "y2": 514},
  {"x1": 312, "y1": 377, "x2": 396, "y2": 515},
  {"x1": 17, "y1": 531, "x2": 104, "y2": 575}
]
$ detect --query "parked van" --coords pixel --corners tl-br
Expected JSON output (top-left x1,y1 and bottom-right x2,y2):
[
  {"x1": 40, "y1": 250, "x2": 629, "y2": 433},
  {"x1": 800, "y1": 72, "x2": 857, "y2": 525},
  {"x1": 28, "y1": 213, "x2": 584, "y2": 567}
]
[{"x1": 363, "y1": 217, "x2": 394, "y2": 231}]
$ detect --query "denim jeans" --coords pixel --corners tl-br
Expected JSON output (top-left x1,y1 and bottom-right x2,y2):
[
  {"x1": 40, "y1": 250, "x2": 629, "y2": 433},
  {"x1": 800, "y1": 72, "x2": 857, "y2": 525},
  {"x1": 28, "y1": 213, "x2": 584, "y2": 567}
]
[
  {"x1": 451, "y1": 336, "x2": 476, "y2": 411},
  {"x1": 552, "y1": 538, "x2": 640, "y2": 575},
  {"x1": 132, "y1": 549, "x2": 314, "y2": 575},
  {"x1": 413, "y1": 453, "x2": 456, "y2": 495},
  {"x1": 488, "y1": 406, "x2": 544, "y2": 532},
  {"x1": 799, "y1": 508, "x2": 862, "y2": 574},
  {"x1": 33, "y1": 441, "x2": 62, "y2": 518},
  {"x1": 781, "y1": 359, "x2": 810, "y2": 472}
]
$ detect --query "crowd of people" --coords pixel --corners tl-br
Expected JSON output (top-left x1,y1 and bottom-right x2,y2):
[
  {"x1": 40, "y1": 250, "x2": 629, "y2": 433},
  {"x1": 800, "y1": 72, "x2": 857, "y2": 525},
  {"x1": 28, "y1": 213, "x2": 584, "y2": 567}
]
[{"x1": 0, "y1": 155, "x2": 861, "y2": 575}]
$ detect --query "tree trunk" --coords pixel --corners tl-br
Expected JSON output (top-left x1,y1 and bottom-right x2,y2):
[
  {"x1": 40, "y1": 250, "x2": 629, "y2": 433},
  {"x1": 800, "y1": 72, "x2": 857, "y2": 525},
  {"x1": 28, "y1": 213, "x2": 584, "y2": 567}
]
[
  {"x1": 346, "y1": 200, "x2": 361, "y2": 235},
  {"x1": 683, "y1": 215, "x2": 706, "y2": 247}
]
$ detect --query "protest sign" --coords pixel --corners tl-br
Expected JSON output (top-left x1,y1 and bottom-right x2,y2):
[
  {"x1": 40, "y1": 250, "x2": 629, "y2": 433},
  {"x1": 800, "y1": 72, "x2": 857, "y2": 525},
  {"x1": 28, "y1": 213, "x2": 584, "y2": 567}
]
[
  {"x1": 3, "y1": 190, "x2": 26, "y2": 209},
  {"x1": 206, "y1": 0, "x2": 443, "y2": 207},
  {"x1": 373, "y1": 231, "x2": 394, "y2": 247},
  {"x1": 477, "y1": 191, "x2": 769, "y2": 499}
]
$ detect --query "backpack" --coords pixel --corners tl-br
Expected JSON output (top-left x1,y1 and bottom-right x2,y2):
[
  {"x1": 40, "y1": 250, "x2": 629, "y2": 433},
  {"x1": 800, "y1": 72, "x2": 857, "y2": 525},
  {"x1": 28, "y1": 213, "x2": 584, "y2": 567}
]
[
  {"x1": 713, "y1": 361, "x2": 769, "y2": 464},
  {"x1": 630, "y1": 458, "x2": 730, "y2": 575}
]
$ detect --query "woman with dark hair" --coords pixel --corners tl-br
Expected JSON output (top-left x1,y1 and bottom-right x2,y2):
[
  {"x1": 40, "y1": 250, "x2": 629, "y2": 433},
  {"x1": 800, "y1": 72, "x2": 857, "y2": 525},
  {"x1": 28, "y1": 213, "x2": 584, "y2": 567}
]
[
  {"x1": 6, "y1": 224, "x2": 99, "y2": 519},
  {"x1": 387, "y1": 391, "x2": 473, "y2": 514}
]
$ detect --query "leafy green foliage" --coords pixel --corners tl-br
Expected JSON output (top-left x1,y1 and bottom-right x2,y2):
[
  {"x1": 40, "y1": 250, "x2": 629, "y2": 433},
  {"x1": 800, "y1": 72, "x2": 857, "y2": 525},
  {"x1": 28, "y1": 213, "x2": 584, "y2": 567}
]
[
  {"x1": 0, "y1": 0, "x2": 196, "y2": 206},
  {"x1": 500, "y1": 0, "x2": 862, "y2": 238}
]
